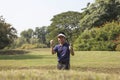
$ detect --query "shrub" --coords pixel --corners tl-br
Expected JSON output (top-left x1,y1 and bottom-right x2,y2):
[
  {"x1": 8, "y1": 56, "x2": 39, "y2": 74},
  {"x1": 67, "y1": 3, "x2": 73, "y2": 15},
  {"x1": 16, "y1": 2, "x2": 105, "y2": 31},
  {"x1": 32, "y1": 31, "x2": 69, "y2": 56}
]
[
  {"x1": 74, "y1": 22, "x2": 120, "y2": 51},
  {"x1": 115, "y1": 44, "x2": 120, "y2": 51},
  {"x1": 20, "y1": 43, "x2": 47, "y2": 49}
]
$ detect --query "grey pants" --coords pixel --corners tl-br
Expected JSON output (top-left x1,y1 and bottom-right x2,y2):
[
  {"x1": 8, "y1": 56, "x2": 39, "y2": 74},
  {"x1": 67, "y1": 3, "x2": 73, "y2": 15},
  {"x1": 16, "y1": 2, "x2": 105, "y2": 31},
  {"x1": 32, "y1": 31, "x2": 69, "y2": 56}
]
[{"x1": 57, "y1": 62, "x2": 70, "y2": 70}]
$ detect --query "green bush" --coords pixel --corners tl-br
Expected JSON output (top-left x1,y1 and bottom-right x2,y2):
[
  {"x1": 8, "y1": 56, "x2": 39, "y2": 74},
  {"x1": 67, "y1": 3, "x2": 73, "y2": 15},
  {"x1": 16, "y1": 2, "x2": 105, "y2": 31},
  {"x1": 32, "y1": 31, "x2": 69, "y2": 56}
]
[
  {"x1": 20, "y1": 43, "x2": 47, "y2": 49},
  {"x1": 20, "y1": 44, "x2": 36, "y2": 49},
  {"x1": 35, "y1": 43, "x2": 47, "y2": 48},
  {"x1": 74, "y1": 22, "x2": 120, "y2": 51},
  {"x1": 115, "y1": 44, "x2": 120, "y2": 51}
]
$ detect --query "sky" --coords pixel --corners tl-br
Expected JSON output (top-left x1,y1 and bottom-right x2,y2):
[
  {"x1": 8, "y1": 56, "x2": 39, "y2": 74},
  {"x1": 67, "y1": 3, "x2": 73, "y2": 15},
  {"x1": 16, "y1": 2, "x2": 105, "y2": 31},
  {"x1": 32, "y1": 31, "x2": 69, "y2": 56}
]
[{"x1": 0, "y1": 0, "x2": 94, "y2": 35}]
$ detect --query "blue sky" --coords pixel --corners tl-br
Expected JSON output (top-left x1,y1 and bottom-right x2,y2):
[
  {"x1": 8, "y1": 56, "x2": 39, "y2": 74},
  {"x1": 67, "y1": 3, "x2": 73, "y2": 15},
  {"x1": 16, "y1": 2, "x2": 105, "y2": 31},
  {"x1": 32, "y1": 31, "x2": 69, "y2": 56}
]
[{"x1": 0, "y1": 0, "x2": 94, "y2": 35}]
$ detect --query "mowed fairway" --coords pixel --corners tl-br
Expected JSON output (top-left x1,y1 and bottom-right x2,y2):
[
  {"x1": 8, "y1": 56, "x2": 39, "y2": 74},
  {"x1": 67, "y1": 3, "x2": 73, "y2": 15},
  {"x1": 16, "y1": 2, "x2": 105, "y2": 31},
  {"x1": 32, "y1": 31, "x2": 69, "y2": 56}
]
[{"x1": 0, "y1": 48, "x2": 120, "y2": 80}]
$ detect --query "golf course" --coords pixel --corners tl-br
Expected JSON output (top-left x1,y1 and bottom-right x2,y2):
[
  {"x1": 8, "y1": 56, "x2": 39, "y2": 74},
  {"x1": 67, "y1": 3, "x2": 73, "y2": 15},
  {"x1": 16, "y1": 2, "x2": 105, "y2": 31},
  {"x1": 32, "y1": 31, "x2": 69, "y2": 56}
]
[
  {"x1": 0, "y1": 0, "x2": 120, "y2": 80},
  {"x1": 0, "y1": 48, "x2": 120, "y2": 80}
]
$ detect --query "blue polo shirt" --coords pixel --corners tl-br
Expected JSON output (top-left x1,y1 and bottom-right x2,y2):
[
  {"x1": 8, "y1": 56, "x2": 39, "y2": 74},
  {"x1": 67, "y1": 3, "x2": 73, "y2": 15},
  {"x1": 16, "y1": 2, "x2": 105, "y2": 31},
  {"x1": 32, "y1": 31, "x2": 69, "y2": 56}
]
[{"x1": 54, "y1": 43, "x2": 70, "y2": 63}]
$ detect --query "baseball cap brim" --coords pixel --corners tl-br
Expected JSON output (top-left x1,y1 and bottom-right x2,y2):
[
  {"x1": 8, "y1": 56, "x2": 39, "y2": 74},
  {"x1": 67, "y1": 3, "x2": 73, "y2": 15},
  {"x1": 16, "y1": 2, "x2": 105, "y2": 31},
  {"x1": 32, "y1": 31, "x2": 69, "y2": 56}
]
[{"x1": 57, "y1": 34, "x2": 66, "y2": 38}]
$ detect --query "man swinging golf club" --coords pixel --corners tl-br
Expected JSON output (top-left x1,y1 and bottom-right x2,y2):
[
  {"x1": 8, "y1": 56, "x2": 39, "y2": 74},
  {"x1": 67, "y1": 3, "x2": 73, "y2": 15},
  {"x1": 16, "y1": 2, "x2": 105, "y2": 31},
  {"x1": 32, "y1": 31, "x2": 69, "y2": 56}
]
[{"x1": 50, "y1": 32, "x2": 74, "y2": 70}]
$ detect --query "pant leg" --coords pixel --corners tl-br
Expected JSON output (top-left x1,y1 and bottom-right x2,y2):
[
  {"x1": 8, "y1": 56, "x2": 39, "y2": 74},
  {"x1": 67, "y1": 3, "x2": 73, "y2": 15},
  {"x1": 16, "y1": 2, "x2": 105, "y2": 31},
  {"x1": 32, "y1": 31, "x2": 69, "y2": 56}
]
[
  {"x1": 64, "y1": 62, "x2": 70, "y2": 70},
  {"x1": 57, "y1": 62, "x2": 70, "y2": 70},
  {"x1": 57, "y1": 62, "x2": 62, "y2": 70}
]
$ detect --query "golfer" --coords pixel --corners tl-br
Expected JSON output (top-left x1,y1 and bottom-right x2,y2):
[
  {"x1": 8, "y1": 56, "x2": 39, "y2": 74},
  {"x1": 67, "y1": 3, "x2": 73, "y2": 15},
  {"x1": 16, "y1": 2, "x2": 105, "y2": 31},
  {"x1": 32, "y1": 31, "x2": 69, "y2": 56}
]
[{"x1": 50, "y1": 32, "x2": 74, "y2": 70}]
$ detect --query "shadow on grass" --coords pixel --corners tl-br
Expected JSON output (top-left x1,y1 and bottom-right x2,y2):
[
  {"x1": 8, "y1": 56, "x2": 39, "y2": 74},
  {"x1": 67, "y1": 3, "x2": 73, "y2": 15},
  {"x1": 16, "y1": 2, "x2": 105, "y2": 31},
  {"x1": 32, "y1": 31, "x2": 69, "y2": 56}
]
[
  {"x1": 0, "y1": 54, "x2": 44, "y2": 60},
  {"x1": 0, "y1": 49, "x2": 42, "y2": 60},
  {"x1": 0, "y1": 50, "x2": 29, "y2": 55}
]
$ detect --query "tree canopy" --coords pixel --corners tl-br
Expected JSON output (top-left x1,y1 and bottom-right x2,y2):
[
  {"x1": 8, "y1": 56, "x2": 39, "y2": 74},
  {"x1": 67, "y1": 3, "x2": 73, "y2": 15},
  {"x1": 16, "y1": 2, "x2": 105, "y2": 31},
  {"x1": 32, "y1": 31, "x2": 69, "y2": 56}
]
[
  {"x1": 46, "y1": 11, "x2": 82, "y2": 44},
  {"x1": 80, "y1": 0, "x2": 120, "y2": 30},
  {"x1": 0, "y1": 16, "x2": 17, "y2": 49}
]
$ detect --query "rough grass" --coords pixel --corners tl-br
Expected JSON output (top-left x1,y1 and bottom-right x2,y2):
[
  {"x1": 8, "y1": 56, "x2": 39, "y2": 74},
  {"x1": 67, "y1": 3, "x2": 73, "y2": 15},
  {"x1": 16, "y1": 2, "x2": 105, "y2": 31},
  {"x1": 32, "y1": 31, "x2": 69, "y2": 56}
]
[
  {"x1": 0, "y1": 48, "x2": 120, "y2": 80},
  {"x1": 0, "y1": 69, "x2": 120, "y2": 80}
]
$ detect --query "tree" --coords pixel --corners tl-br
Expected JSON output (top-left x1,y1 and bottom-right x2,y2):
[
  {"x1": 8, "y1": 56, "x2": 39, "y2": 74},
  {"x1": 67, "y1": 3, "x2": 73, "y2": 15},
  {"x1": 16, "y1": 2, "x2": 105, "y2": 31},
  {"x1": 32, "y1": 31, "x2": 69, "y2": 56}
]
[
  {"x1": 80, "y1": 0, "x2": 120, "y2": 31},
  {"x1": 12, "y1": 26, "x2": 48, "y2": 49},
  {"x1": 46, "y1": 11, "x2": 82, "y2": 44},
  {"x1": 0, "y1": 16, "x2": 17, "y2": 49},
  {"x1": 20, "y1": 29, "x2": 34, "y2": 43},
  {"x1": 34, "y1": 26, "x2": 47, "y2": 44}
]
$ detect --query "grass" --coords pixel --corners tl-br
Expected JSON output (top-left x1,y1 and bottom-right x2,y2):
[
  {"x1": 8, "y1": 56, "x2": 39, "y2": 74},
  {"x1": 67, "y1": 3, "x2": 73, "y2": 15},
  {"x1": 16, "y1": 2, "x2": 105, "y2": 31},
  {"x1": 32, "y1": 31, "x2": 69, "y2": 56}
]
[
  {"x1": 0, "y1": 48, "x2": 120, "y2": 80},
  {"x1": 0, "y1": 69, "x2": 120, "y2": 80}
]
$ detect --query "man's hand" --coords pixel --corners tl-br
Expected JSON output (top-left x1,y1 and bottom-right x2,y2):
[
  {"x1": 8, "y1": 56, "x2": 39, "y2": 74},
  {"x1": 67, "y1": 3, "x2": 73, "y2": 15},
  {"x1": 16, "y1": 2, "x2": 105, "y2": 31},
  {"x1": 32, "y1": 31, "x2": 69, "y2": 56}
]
[
  {"x1": 50, "y1": 40, "x2": 55, "y2": 54},
  {"x1": 50, "y1": 40, "x2": 54, "y2": 47},
  {"x1": 69, "y1": 44, "x2": 74, "y2": 56}
]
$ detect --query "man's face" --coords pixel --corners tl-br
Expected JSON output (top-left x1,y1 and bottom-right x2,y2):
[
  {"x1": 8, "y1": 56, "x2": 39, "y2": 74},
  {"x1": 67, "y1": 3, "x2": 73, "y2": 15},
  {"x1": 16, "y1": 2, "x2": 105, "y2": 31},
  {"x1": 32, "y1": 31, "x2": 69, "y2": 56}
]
[{"x1": 58, "y1": 36, "x2": 65, "y2": 44}]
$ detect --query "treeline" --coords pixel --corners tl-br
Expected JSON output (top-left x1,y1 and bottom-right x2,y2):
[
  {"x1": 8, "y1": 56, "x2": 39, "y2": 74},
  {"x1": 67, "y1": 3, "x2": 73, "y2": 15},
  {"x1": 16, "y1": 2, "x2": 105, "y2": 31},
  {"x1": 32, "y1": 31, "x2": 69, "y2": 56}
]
[
  {"x1": 11, "y1": 27, "x2": 48, "y2": 49},
  {"x1": 0, "y1": 0, "x2": 120, "y2": 51}
]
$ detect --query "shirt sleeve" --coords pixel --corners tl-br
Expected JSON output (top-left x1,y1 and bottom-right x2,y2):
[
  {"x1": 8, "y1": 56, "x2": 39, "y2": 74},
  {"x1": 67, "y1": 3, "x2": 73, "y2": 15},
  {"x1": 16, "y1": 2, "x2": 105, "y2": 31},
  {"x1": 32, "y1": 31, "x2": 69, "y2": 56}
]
[{"x1": 53, "y1": 45, "x2": 58, "y2": 52}]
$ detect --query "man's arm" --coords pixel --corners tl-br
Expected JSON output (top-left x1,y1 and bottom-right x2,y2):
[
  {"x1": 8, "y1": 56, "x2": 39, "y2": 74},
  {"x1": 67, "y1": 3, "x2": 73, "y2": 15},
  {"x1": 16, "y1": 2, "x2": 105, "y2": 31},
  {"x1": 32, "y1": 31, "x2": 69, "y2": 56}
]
[
  {"x1": 50, "y1": 46, "x2": 56, "y2": 55},
  {"x1": 50, "y1": 40, "x2": 56, "y2": 55}
]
